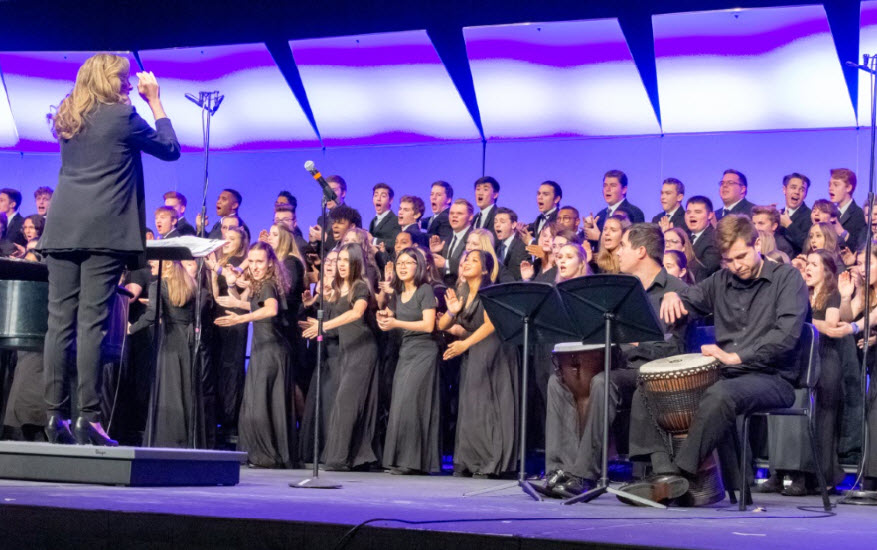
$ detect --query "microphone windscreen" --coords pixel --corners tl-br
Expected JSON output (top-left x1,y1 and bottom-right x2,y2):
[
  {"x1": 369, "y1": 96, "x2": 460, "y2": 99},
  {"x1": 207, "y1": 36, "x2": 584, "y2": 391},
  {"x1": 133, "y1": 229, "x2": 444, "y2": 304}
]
[{"x1": 304, "y1": 160, "x2": 315, "y2": 172}]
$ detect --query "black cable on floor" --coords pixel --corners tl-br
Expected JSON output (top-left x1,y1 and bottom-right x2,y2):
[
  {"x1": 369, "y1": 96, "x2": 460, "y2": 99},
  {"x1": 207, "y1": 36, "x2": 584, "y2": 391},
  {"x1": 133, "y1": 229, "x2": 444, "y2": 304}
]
[{"x1": 331, "y1": 508, "x2": 837, "y2": 550}]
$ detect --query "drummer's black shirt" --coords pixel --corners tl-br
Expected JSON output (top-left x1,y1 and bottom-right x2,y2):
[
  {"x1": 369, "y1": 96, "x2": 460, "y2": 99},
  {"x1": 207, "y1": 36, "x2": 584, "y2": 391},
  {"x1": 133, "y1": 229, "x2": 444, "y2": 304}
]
[
  {"x1": 674, "y1": 259, "x2": 809, "y2": 382},
  {"x1": 622, "y1": 268, "x2": 690, "y2": 368}
]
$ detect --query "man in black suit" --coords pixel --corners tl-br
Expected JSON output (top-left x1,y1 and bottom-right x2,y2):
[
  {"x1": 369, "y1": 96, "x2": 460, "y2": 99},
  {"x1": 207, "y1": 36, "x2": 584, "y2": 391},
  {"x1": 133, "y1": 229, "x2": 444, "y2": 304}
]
[
  {"x1": 422, "y1": 180, "x2": 454, "y2": 243},
  {"x1": 494, "y1": 207, "x2": 529, "y2": 280},
  {"x1": 583, "y1": 170, "x2": 644, "y2": 245},
  {"x1": 0, "y1": 188, "x2": 25, "y2": 247},
  {"x1": 685, "y1": 196, "x2": 721, "y2": 282},
  {"x1": 529, "y1": 180, "x2": 562, "y2": 237},
  {"x1": 310, "y1": 175, "x2": 353, "y2": 253},
  {"x1": 472, "y1": 176, "x2": 500, "y2": 240},
  {"x1": 398, "y1": 195, "x2": 427, "y2": 247},
  {"x1": 777, "y1": 173, "x2": 812, "y2": 257},
  {"x1": 829, "y1": 168, "x2": 867, "y2": 251},
  {"x1": 715, "y1": 169, "x2": 754, "y2": 220},
  {"x1": 556, "y1": 205, "x2": 585, "y2": 242},
  {"x1": 274, "y1": 204, "x2": 309, "y2": 255},
  {"x1": 752, "y1": 205, "x2": 795, "y2": 258},
  {"x1": 34, "y1": 186, "x2": 53, "y2": 219},
  {"x1": 652, "y1": 177, "x2": 687, "y2": 233},
  {"x1": 204, "y1": 189, "x2": 250, "y2": 240},
  {"x1": 163, "y1": 191, "x2": 196, "y2": 236},
  {"x1": 154, "y1": 205, "x2": 182, "y2": 239},
  {"x1": 369, "y1": 182, "x2": 401, "y2": 262},
  {"x1": 430, "y1": 198, "x2": 472, "y2": 287}
]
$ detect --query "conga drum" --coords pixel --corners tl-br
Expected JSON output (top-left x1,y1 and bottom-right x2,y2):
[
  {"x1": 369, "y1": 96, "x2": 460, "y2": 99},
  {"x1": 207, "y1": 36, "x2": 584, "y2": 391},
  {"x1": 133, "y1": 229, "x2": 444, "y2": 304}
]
[
  {"x1": 552, "y1": 343, "x2": 614, "y2": 436},
  {"x1": 638, "y1": 354, "x2": 725, "y2": 506}
]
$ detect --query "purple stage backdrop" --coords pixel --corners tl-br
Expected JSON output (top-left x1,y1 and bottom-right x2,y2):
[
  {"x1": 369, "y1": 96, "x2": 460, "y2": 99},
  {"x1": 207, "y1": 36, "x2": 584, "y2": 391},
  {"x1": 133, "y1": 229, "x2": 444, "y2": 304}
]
[{"x1": 0, "y1": 128, "x2": 870, "y2": 238}]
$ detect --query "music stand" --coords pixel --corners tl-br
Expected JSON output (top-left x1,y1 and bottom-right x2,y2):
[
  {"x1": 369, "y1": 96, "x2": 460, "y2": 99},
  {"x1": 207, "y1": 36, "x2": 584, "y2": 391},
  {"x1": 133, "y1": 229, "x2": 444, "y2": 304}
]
[
  {"x1": 144, "y1": 241, "x2": 222, "y2": 448},
  {"x1": 463, "y1": 281, "x2": 581, "y2": 500},
  {"x1": 556, "y1": 274, "x2": 666, "y2": 508}
]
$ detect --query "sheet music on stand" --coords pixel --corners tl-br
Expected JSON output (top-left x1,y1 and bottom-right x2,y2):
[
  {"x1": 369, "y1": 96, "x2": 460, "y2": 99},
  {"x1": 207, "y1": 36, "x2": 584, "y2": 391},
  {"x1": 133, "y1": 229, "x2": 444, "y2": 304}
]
[{"x1": 146, "y1": 236, "x2": 226, "y2": 259}]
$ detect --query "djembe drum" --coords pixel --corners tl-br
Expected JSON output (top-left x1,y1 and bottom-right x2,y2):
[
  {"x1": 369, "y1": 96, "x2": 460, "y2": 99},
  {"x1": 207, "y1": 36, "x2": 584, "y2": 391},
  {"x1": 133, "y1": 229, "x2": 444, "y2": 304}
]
[
  {"x1": 638, "y1": 354, "x2": 725, "y2": 506},
  {"x1": 552, "y1": 343, "x2": 615, "y2": 436}
]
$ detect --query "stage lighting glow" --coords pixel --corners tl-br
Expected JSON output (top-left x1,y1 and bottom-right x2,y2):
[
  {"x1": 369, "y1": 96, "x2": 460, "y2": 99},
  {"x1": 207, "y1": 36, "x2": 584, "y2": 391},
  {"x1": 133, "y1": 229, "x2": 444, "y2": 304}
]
[
  {"x1": 0, "y1": 76, "x2": 17, "y2": 148},
  {"x1": 137, "y1": 43, "x2": 320, "y2": 151},
  {"x1": 463, "y1": 19, "x2": 661, "y2": 139},
  {"x1": 858, "y1": 1, "x2": 877, "y2": 125},
  {"x1": 0, "y1": 51, "x2": 139, "y2": 152},
  {"x1": 653, "y1": 6, "x2": 855, "y2": 133},
  {"x1": 289, "y1": 30, "x2": 481, "y2": 146}
]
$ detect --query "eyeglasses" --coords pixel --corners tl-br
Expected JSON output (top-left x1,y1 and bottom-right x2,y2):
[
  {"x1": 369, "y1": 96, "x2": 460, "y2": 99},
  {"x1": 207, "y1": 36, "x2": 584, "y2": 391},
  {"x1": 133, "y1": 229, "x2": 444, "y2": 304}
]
[
  {"x1": 719, "y1": 180, "x2": 741, "y2": 188},
  {"x1": 396, "y1": 260, "x2": 417, "y2": 267},
  {"x1": 665, "y1": 238, "x2": 682, "y2": 245}
]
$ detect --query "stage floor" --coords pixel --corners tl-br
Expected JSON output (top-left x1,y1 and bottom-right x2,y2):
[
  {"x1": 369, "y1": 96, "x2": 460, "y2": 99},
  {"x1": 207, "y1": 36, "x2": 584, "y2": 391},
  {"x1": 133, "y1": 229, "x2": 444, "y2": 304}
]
[{"x1": 0, "y1": 468, "x2": 873, "y2": 549}]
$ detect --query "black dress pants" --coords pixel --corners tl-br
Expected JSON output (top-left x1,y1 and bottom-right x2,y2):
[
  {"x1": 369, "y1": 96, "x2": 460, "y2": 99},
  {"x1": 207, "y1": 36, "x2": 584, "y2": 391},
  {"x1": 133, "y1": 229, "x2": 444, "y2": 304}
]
[{"x1": 44, "y1": 251, "x2": 128, "y2": 422}]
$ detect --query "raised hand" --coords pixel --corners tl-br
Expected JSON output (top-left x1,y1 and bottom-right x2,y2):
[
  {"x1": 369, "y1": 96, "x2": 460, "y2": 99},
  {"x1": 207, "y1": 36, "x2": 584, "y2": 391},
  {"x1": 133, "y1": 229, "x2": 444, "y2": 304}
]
[
  {"x1": 838, "y1": 271, "x2": 855, "y2": 299},
  {"x1": 136, "y1": 71, "x2": 161, "y2": 103},
  {"x1": 259, "y1": 229, "x2": 270, "y2": 243},
  {"x1": 445, "y1": 288, "x2": 463, "y2": 316},
  {"x1": 429, "y1": 234, "x2": 445, "y2": 254},
  {"x1": 520, "y1": 260, "x2": 534, "y2": 281},
  {"x1": 583, "y1": 213, "x2": 601, "y2": 241},
  {"x1": 657, "y1": 216, "x2": 672, "y2": 232},
  {"x1": 525, "y1": 243, "x2": 546, "y2": 262}
]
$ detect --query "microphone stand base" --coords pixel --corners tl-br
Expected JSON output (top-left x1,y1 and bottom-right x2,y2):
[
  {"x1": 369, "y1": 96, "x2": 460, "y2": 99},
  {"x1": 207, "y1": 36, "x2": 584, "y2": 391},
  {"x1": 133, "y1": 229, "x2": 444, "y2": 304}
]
[
  {"x1": 839, "y1": 489, "x2": 877, "y2": 506},
  {"x1": 288, "y1": 476, "x2": 342, "y2": 489}
]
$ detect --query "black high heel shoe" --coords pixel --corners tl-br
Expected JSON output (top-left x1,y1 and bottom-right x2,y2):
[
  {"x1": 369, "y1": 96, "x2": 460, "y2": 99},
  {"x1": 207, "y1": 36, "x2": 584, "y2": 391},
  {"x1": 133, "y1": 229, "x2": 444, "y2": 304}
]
[
  {"x1": 73, "y1": 417, "x2": 118, "y2": 447},
  {"x1": 45, "y1": 415, "x2": 76, "y2": 444}
]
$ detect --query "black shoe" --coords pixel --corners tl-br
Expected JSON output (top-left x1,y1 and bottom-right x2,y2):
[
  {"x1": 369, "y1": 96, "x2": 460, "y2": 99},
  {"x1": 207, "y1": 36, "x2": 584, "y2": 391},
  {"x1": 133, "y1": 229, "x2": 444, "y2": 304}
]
[
  {"x1": 545, "y1": 469, "x2": 568, "y2": 489},
  {"x1": 73, "y1": 417, "x2": 118, "y2": 447},
  {"x1": 45, "y1": 416, "x2": 75, "y2": 445},
  {"x1": 618, "y1": 474, "x2": 690, "y2": 506},
  {"x1": 782, "y1": 473, "x2": 808, "y2": 497},
  {"x1": 324, "y1": 463, "x2": 351, "y2": 472},
  {"x1": 554, "y1": 475, "x2": 596, "y2": 498},
  {"x1": 756, "y1": 472, "x2": 785, "y2": 494},
  {"x1": 389, "y1": 467, "x2": 418, "y2": 475}
]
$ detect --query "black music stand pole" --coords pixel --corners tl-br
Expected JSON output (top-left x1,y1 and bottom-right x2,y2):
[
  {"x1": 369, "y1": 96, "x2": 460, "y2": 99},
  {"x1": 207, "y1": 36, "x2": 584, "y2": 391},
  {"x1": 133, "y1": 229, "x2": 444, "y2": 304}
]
[
  {"x1": 463, "y1": 282, "x2": 580, "y2": 500},
  {"x1": 556, "y1": 275, "x2": 666, "y2": 508}
]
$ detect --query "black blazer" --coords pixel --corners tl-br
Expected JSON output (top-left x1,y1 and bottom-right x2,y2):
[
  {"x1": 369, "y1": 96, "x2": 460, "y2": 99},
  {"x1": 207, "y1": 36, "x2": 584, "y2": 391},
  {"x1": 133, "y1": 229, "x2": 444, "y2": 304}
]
[
  {"x1": 528, "y1": 208, "x2": 558, "y2": 237},
  {"x1": 424, "y1": 209, "x2": 453, "y2": 244},
  {"x1": 472, "y1": 205, "x2": 498, "y2": 240},
  {"x1": 6, "y1": 212, "x2": 25, "y2": 246},
  {"x1": 715, "y1": 198, "x2": 754, "y2": 220},
  {"x1": 691, "y1": 225, "x2": 721, "y2": 282},
  {"x1": 175, "y1": 216, "x2": 197, "y2": 236},
  {"x1": 777, "y1": 203, "x2": 812, "y2": 257},
  {"x1": 596, "y1": 199, "x2": 646, "y2": 230},
  {"x1": 651, "y1": 208, "x2": 687, "y2": 232},
  {"x1": 498, "y1": 236, "x2": 529, "y2": 281},
  {"x1": 39, "y1": 103, "x2": 181, "y2": 268},
  {"x1": 840, "y1": 200, "x2": 867, "y2": 252},
  {"x1": 441, "y1": 228, "x2": 470, "y2": 287},
  {"x1": 161, "y1": 227, "x2": 183, "y2": 240},
  {"x1": 370, "y1": 211, "x2": 401, "y2": 253}
]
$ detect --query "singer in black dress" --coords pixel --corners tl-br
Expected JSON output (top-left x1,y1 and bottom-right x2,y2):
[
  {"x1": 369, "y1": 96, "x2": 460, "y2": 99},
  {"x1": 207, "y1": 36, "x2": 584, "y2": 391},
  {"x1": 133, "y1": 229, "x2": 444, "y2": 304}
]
[
  {"x1": 440, "y1": 249, "x2": 519, "y2": 477},
  {"x1": 216, "y1": 243, "x2": 296, "y2": 468},
  {"x1": 302, "y1": 243, "x2": 380, "y2": 470},
  {"x1": 378, "y1": 248, "x2": 441, "y2": 474},
  {"x1": 129, "y1": 262, "x2": 198, "y2": 448}
]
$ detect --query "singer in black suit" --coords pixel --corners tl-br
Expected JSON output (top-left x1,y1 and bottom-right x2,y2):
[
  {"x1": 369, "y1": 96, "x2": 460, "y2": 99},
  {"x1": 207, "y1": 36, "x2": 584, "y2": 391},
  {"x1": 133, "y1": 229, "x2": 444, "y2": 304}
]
[
  {"x1": 423, "y1": 180, "x2": 454, "y2": 243},
  {"x1": 715, "y1": 169, "x2": 754, "y2": 221},
  {"x1": 528, "y1": 181, "x2": 562, "y2": 237},
  {"x1": 776, "y1": 173, "x2": 812, "y2": 257},
  {"x1": 494, "y1": 207, "x2": 529, "y2": 281},
  {"x1": 39, "y1": 58, "x2": 180, "y2": 445},
  {"x1": 472, "y1": 176, "x2": 500, "y2": 241},
  {"x1": 594, "y1": 171, "x2": 645, "y2": 234},
  {"x1": 651, "y1": 177, "x2": 687, "y2": 231},
  {"x1": 685, "y1": 196, "x2": 722, "y2": 282},
  {"x1": 433, "y1": 199, "x2": 473, "y2": 287},
  {"x1": 0, "y1": 189, "x2": 26, "y2": 247}
]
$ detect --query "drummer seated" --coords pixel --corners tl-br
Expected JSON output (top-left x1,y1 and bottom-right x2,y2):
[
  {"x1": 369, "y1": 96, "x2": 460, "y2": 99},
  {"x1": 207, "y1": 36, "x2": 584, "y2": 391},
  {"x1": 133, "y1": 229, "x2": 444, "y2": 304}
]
[
  {"x1": 621, "y1": 215, "x2": 808, "y2": 506},
  {"x1": 537, "y1": 223, "x2": 690, "y2": 498}
]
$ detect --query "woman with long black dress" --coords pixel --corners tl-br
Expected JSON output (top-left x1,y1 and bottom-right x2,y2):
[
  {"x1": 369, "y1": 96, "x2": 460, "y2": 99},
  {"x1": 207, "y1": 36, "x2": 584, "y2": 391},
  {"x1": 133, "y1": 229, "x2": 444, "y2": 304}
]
[
  {"x1": 129, "y1": 261, "x2": 199, "y2": 448},
  {"x1": 298, "y1": 249, "x2": 340, "y2": 462},
  {"x1": 301, "y1": 243, "x2": 380, "y2": 470},
  {"x1": 440, "y1": 249, "x2": 519, "y2": 477},
  {"x1": 40, "y1": 55, "x2": 180, "y2": 445},
  {"x1": 377, "y1": 247, "x2": 441, "y2": 474},
  {"x1": 215, "y1": 242, "x2": 295, "y2": 468},
  {"x1": 206, "y1": 225, "x2": 249, "y2": 447}
]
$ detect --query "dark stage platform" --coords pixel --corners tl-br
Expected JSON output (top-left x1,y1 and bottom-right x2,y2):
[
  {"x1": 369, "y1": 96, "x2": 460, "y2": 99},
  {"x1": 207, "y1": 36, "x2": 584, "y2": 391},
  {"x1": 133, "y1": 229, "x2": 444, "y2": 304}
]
[{"x1": 0, "y1": 468, "x2": 872, "y2": 550}]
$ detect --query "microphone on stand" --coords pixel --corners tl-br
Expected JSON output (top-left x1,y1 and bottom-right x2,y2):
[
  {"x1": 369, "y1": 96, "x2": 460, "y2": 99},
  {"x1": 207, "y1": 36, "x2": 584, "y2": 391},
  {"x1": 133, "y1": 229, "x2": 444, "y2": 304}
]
[
  {"x1": 304, "y1": 160, "x2": 338, "y2": 202},
  {"x1": 185, "y1": 91, "x2": 224, "y2": 114}
]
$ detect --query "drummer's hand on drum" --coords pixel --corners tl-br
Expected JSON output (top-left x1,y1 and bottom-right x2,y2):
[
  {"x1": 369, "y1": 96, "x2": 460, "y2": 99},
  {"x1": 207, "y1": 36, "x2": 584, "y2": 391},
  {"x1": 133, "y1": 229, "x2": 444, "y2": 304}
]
[
  {"x1": 701, "y1": 344, "x2": 741, "y2": 365},
  {"x1": 659, "y1": 292, "x2": 688, "y2": 324},
  {"x1": 443, "y1": 340, "x2": 469, "y2": 360}
]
